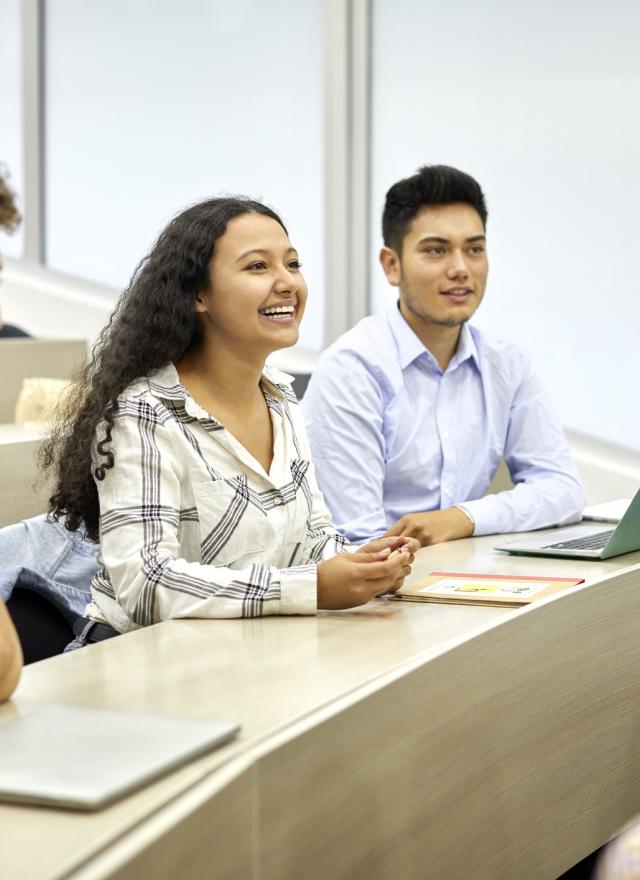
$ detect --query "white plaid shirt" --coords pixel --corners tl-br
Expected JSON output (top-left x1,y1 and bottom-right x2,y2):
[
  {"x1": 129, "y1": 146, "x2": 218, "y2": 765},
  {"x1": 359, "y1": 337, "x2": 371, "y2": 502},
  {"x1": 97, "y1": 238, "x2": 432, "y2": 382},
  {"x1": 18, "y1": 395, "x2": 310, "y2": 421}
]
[{"x1": 87, "y1": 363, "x2": 349, "y2": 632}]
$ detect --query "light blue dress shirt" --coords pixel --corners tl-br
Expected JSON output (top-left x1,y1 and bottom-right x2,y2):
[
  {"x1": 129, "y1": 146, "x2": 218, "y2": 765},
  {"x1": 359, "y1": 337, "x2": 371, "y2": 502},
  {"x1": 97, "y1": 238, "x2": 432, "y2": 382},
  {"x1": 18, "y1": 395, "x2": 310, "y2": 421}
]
[{"x1": 302, "y1": 304, "x2": 584, "y2": 542}]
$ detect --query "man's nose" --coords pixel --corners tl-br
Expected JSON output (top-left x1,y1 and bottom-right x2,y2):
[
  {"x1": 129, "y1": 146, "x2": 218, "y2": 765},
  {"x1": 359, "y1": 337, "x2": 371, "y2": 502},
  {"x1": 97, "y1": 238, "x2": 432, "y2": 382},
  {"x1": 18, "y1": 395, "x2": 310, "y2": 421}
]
[{"x1": 446, "y1": 251, "x2": 469, "y2": 279}]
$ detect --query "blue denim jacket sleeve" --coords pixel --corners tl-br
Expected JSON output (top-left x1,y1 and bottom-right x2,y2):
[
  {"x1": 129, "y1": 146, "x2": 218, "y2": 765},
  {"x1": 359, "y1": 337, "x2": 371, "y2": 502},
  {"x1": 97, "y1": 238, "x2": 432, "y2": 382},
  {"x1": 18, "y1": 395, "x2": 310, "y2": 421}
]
[{"x1": 0, "y1": 514, "x2": 100, "y2": 625}]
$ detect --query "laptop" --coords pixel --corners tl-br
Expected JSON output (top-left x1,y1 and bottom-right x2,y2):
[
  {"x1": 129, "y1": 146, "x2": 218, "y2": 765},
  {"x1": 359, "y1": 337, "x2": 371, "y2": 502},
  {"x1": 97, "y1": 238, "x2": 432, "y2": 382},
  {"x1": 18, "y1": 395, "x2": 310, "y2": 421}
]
[
  {"x1": 494, "y1": 487, "x2": 640, "y2": 560},
  {"x1": 0, "y1": 704, "x2": 239, "y2": 810}
]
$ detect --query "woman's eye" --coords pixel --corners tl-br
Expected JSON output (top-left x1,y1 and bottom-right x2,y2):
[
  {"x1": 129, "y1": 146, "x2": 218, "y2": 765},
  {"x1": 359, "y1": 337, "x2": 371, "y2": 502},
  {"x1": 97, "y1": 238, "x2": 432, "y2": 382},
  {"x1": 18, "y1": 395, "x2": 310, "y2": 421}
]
[
  {"x1": 247, "y1": 261, "x2": 267, "y2": 271},
  {"x1": 288, "y1": 260, "x2": 302, "y2": 270}
]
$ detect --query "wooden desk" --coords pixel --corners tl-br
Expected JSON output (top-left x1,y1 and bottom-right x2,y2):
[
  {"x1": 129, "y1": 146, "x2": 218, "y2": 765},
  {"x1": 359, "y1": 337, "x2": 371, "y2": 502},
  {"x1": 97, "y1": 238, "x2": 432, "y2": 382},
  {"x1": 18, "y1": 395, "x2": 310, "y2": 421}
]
[{"x1": 2, "y1": 533, "x2": 640, "y2": 880}]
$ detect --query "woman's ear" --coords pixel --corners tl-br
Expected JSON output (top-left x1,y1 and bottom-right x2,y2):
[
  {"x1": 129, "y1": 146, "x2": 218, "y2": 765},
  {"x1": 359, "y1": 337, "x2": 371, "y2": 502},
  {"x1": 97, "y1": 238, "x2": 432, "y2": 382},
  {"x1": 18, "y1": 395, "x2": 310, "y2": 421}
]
[{"x1": 194, "y1": 291, "x2": 208, "y2": 314}]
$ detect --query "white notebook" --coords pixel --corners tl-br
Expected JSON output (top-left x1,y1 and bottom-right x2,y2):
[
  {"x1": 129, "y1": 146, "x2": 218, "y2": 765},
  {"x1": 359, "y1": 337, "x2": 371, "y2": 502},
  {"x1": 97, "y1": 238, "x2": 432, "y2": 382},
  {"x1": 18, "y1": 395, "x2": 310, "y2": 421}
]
[
  {"x1": 582, "y1": 499, "x2": 632, "y2": 523},
  {"x1": 0, "y1": 704, "x2": 239, "y2": 810}
]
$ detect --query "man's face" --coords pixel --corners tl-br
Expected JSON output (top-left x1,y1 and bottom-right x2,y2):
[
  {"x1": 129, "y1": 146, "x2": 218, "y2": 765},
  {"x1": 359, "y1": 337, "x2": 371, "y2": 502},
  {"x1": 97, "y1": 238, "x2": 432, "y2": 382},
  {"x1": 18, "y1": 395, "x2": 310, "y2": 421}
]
[{"x1": 380, "y1": 203, "x2": 488, "y2": 329}]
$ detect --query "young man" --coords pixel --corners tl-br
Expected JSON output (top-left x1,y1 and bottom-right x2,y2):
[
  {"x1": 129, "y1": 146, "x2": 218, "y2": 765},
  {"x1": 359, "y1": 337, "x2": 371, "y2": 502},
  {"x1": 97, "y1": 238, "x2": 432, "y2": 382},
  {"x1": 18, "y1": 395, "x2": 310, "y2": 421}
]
[{"x1": 302, "y1": 165, "x2": 584, "y2": 545}]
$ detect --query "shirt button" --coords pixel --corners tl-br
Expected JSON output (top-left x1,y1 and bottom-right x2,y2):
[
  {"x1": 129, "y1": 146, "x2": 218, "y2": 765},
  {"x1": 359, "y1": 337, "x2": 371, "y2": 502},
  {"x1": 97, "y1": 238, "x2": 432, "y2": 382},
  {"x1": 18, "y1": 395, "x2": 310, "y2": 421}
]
[{"x1": 274, "y1": 497, "x2": 284, "y2": 506}]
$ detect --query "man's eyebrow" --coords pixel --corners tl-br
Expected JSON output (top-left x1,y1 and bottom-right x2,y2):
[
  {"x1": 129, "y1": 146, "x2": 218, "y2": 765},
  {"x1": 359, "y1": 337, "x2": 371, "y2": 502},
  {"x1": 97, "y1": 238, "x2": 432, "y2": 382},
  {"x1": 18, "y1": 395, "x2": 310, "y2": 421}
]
[
  {"x1": 417, "y1": 236, "x2": 449, "y2": 245},
  {"x1": 236, "y1": 246, "x2": 296, "y2": 263},
  {"x1": 416, "y1": 234, "x2": 486, "y2": 246}
]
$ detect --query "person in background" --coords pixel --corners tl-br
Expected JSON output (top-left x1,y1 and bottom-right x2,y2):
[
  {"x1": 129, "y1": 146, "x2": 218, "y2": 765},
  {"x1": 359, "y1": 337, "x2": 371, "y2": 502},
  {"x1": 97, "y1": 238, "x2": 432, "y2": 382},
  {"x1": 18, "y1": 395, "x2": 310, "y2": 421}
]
[
  {"x1": 0, "y1": 167, "x2": 30, "y2": 338},
  {"x1": 303, "y1": 164, "x2": 584, "y2": 545},
  {"x1": 0, "y1": 600, "x2": 22, "y2": 701},
  {"x1": 43, "y1": 197, "x2": 417, "y2": 648}
]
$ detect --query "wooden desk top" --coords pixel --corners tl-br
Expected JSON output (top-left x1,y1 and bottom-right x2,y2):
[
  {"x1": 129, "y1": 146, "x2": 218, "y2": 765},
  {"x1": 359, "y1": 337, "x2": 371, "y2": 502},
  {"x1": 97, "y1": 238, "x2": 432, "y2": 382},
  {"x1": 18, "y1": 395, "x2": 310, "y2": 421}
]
[{"x1": 2, "y1": 533, "x2": 640, "y2": 880}]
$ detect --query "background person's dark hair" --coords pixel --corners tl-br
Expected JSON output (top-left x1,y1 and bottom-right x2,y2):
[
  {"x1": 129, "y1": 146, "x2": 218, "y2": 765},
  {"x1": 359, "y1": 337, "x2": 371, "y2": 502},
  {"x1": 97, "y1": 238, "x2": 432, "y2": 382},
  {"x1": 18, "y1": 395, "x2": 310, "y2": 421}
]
[
  {"x1": 0, "y1": 167, "x2": 21, "y2": 232},
  {"x1": 382, "y1": 164, "x2": 488, "y2": 253},
  {"x1": 42, "y1": 196, "x2": 287, "y2": 542}
]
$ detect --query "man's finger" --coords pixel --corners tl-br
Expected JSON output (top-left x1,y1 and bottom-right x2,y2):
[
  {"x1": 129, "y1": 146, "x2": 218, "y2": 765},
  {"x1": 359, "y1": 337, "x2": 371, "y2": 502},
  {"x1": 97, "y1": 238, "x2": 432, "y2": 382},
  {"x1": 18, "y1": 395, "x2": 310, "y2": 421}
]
[{"x1": 384, "y1": 521, "x2": 404, "y2": 538}]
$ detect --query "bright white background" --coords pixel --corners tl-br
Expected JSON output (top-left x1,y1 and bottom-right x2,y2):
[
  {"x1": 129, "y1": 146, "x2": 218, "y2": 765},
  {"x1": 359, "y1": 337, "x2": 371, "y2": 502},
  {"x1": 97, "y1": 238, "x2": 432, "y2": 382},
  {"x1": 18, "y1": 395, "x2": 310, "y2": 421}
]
[
  {"x1": 371, "y1": 0, "x2": 640, "y2": 450},
  {"x1": 0, "y1": 0, "x2": 24, "y2": 259},
  {"x1": 44, "y1": 0, "x2": 325, "y2": 349}
]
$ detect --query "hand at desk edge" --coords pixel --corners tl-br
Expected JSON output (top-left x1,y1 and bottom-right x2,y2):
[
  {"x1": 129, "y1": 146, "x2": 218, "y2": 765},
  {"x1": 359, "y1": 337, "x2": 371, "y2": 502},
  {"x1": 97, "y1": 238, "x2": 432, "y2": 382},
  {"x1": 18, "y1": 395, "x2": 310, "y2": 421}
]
[{"x1": 384, "y1": 507, "x2": 475, "y2": 548}]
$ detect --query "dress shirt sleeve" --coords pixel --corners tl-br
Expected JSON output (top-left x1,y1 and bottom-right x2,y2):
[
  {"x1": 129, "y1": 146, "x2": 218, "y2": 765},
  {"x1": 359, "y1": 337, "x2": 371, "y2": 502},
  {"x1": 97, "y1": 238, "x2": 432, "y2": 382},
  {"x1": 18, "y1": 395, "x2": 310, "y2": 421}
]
[
  {"x1": 458, "y1": 358, "x2": 585, "y2": 535},
  {"x1": 302, "y1": 350, "x2": 389, "y2": 543},
  {"x1": 94, "y1": 402, "x2": 317, "y2": 626}
]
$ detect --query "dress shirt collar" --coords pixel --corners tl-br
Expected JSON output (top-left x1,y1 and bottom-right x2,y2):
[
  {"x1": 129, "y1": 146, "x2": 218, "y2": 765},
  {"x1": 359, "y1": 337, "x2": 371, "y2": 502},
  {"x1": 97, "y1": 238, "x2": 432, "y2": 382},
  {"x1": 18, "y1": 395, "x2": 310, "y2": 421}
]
[
  {"x1": 386, "y1": 302, "x2": 480, "y2": 373},
  {"x1": 147, "y1": 362, "x2": 294, "y2": 423}
]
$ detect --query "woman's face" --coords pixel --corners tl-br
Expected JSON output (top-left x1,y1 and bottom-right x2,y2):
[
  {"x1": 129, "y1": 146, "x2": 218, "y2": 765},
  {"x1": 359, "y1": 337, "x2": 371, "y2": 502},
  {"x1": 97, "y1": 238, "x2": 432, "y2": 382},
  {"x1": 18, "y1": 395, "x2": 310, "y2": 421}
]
[{"x1": 197, "y1": 212, "x2": 308, "y2": 356}]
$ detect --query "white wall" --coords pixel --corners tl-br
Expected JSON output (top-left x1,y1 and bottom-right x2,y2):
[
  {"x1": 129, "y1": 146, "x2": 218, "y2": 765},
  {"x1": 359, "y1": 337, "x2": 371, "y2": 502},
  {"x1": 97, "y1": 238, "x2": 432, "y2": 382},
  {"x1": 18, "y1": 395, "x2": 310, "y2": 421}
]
[
  {"x1": 42, "y1": 0, "x2": 325, "y2": 351},
  {"x1": 371, "y1": 0, "x2": 640, "y2": 452},
  {"x1": 0, "y1": 0, "x2": 24, "y2": 258}
]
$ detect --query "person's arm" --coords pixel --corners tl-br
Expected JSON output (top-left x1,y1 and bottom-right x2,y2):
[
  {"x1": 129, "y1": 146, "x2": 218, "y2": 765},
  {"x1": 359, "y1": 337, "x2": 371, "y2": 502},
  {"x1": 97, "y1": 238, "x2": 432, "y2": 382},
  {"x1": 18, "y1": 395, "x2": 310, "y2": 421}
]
[
  {"x1": 95, "y1": 404, "x2": 410, "y2": 624},
  {"x1": 458, "y1": 361, "x2": 584, "y2": 535},
  {"x1": 0, "y1": 601, "x2": 22, "y2": 701},
  {"x1": 302, "y1": 351, "x2": 390, "y2": 542},
  {"x1": 388, "y1": 357, "x2": 584, "y2": 544}
]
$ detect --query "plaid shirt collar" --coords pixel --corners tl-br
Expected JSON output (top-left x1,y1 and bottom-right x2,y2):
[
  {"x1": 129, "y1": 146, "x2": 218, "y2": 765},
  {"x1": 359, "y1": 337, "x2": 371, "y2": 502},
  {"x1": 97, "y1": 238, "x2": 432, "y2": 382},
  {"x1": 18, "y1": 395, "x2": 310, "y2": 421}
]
[{"x1": 147, "y1": 362, "x2": 295, "y2": 422}]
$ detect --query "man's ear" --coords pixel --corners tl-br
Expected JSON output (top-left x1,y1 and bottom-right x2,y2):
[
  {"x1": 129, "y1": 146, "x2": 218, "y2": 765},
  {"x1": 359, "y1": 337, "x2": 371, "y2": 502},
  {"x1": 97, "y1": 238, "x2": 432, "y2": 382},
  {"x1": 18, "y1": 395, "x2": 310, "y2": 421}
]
[{"x1": 379, "y1": 247, "x2": 401, "y2": 287}]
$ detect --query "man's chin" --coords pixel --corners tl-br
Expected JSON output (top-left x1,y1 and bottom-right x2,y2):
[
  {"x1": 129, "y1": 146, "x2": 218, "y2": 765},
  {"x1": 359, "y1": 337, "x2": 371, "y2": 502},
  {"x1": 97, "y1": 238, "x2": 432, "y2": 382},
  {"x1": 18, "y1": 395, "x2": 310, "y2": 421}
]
[{"x1": 433, "y1": 315, "x2": 470, "y2": 329}]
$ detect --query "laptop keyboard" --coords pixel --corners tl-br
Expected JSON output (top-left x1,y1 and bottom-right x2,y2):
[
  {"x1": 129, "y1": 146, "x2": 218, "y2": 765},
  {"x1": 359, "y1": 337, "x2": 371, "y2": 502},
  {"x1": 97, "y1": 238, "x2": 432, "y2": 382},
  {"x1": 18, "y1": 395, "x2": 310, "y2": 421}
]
[{"x1": 543, "y1": 530, "x2": 615, "y2": 551}]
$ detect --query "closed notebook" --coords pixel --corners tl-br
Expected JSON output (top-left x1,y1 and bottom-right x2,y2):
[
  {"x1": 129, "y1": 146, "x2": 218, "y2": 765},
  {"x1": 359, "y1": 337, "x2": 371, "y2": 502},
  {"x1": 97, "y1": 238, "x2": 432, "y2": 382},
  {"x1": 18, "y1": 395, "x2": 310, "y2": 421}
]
[{"x1": 393, "y1": 571, "x2": 585, "y2": 608}]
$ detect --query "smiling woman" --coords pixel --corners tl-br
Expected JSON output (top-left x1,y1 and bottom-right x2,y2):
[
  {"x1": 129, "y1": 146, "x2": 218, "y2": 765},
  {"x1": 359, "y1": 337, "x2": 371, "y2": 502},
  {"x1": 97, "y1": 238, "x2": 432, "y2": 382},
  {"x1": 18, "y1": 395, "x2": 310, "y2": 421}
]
[{"x1": 41, "y1": 196, "x2": 417, "y2": 647}]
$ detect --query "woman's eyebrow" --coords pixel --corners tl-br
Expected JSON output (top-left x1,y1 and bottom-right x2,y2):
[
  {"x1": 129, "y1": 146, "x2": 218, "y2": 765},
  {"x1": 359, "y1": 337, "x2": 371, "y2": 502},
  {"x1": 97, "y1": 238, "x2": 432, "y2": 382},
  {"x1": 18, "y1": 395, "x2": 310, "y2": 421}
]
[{"x1": 235, "y1": 246, "x2": 296, "y2": 263}]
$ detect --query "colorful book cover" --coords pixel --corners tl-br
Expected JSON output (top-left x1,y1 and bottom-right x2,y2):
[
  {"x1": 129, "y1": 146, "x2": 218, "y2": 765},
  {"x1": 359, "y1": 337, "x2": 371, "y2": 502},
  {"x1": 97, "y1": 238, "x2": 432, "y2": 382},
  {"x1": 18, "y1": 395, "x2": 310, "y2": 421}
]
[{"x1": 394, "y1": 571, "x2": 584, "y2": 607}]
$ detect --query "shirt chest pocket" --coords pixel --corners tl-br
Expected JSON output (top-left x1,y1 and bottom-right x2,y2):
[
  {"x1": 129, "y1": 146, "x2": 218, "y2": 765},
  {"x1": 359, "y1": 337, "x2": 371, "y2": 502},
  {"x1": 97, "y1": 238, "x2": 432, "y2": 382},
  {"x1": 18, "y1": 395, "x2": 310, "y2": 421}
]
[{"x1": 192, "y1": 476, "x2": 269, "y2": 567}]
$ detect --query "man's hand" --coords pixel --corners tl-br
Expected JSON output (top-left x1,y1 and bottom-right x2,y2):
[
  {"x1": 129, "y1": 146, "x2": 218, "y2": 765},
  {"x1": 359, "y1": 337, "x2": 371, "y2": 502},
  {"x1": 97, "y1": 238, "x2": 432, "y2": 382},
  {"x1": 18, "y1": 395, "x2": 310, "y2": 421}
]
[{"x1": 384, "y1": 507, "x2": 474, "y2": 547}]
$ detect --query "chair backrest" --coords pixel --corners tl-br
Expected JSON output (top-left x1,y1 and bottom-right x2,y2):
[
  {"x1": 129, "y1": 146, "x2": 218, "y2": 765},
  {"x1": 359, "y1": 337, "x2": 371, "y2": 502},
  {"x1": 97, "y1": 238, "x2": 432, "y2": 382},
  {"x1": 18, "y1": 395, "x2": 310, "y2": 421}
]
[
  {"x1": 290, "y1": 372, "x2": 311, "y2": 400},
  {"x1": 0, "y1": 427, "x2": 52, "y2": 526},
  {"x1": 0, "y1": 338, "x2": 87, "y2": 423},
  {"x1": 485, "y1": 459, "x2": 514, "y2": 495}
]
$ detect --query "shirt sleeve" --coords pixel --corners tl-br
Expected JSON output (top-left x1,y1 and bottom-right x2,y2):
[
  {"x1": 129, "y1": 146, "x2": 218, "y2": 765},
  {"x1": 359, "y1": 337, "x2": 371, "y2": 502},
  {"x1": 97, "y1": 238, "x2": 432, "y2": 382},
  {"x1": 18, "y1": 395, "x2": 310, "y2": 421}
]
[
  {"x1": 302, "y1": 350, "x2": 389, "y2": 543},
  {"x1": 92, "y1": 400, "x2": 318, "y2": 628},
  {"x1": 458, "y1": 358, "x2": 585, "y2": 535}
]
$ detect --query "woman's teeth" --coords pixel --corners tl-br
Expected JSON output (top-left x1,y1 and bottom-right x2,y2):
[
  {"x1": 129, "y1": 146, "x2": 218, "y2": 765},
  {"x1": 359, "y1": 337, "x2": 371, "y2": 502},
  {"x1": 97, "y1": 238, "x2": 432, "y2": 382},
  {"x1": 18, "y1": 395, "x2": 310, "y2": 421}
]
[{"x1": 260, "y1": 306, "x2": 295, "y2": 316}]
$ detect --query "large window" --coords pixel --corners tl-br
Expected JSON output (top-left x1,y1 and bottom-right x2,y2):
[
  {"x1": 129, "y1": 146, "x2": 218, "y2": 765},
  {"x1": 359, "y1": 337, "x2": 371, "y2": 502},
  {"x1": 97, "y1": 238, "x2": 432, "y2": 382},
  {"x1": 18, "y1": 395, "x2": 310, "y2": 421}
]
[
  {"x1": 371, "y1": 0, "x2": 640, "y2": 449},
  {"x1": 44, "y1": 0, "x2": 325, "y2": 349},
  {"x1": 0, "y1": 0, "x2": 24, "y2": 259}
]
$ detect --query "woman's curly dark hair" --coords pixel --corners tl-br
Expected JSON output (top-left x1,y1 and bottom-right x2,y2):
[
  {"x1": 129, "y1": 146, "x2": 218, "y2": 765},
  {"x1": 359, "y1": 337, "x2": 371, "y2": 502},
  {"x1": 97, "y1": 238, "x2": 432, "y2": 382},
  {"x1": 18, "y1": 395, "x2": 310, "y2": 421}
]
[{"x1": 41, "y1": 196, "x2": 287, "y2": 542}]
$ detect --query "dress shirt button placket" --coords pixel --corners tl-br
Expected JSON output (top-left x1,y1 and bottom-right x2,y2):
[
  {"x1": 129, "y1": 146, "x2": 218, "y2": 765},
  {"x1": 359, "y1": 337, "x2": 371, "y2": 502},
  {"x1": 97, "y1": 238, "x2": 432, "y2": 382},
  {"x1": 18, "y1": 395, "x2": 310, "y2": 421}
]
[{"x1": 437, "y1": 375, "x2": 458, "y2": 509}]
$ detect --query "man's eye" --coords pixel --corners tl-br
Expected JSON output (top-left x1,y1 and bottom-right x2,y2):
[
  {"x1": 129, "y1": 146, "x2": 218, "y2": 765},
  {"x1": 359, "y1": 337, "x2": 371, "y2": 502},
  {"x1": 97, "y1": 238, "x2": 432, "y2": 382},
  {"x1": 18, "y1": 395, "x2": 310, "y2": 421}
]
[
  {"x1": 469, "y1": 246, "x2": 485, "y2": 255},
  {"x1": 425, "y1": 247, "x2": 445, "y2": 255}
]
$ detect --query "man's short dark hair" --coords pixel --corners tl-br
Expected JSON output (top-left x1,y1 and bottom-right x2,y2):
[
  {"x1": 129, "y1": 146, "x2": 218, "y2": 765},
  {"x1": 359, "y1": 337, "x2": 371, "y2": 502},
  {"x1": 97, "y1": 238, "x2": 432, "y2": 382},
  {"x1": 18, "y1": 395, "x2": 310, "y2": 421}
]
[{"x1": 382, "y1": 164, "x2": 487, "y2": 253}]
